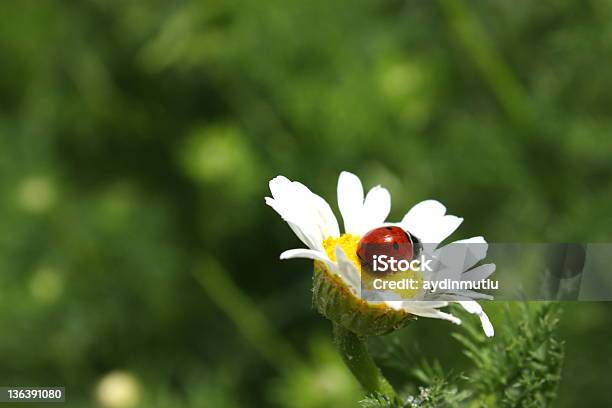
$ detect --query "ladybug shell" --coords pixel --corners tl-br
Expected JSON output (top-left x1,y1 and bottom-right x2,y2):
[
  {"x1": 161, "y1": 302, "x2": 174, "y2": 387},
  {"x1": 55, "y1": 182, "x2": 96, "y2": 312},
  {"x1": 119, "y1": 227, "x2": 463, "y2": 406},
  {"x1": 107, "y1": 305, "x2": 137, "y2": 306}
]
[{"x1": 357, "y1": 226, "x2": 416, "y2": 274}]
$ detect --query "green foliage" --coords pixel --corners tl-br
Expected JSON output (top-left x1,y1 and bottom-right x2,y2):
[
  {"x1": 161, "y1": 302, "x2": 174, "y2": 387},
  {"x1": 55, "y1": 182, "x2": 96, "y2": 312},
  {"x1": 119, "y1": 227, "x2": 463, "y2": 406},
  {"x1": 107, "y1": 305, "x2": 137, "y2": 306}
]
[
  {"x1": 368, "y1": 304, "x2": 564, "y2": 407},
  {"x1": 403, "y1": 376, "x2": 471, "y2": 408},
  {"x1": 359, "y1": 378, "x2": 469, "y2": 408},
  {"x1": 360, "y1": 393, "x2": 395, "y2": 408},
  {"x1": 456, "y1": 303, "x2": 564, "y2": 407}
]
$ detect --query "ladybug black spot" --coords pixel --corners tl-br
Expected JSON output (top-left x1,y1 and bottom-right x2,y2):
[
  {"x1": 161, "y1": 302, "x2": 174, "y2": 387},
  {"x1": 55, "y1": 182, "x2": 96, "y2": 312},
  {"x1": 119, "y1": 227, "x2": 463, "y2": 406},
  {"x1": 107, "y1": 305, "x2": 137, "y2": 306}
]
[
  {"x1": 393, "y1": 242, "x2": 399, "y2": 250},
  {"x1": 386, "y1": 227, "x2": 393, "y2": 231}
]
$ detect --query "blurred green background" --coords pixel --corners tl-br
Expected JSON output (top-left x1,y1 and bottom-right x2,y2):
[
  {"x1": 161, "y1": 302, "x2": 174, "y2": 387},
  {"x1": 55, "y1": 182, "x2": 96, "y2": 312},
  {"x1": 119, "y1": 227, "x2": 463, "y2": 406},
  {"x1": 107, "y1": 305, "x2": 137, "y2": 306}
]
[{"x1": 1, "y1": 0, "x2": 612, "y2": 406}]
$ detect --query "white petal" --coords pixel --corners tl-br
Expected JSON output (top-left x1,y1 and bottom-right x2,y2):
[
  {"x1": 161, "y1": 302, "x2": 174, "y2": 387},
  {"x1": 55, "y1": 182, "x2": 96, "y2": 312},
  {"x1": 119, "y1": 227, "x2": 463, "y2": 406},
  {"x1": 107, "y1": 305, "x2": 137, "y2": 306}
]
[
  {"x1": 461, "y1": 263, "x2": 496, "y2": 282},
  {"x1": 404, "y1": 306, "x2": 462, "y2": 325},
  {"x1": 454, "y1": 236, "x2": 487, "y2": 245},
  {"x1": 266, "y1": 175, "x2": 339, "y2": 251},
  {"x1": 361, "y1": 186, "x2": 391, "y2": 234},
  {"x1": 400, "y1": 300, "x2": 450, "y2": 309},
  {"x1": 458, "y1": 237, "x2": 489, "y2": 272},
  {"x1": 457, "y1": 301, "x2": 494, "y2": 337},
  {"x1": 337, "y1": 171, "x2": 365, "y2": 234},
  {"x1": 292, "y1": 181, "x2": 340, "y2": 239},
  {"x1": 378, "y1": 291, "x2": 409, "y2": 308},
  {"x1": 383, "y1": 301, "x2": 404, "y2": 310},
  {"x1": 280, "y1": 248, "x2": 334, "y2": 268},
  {"x1": 428, "y1": 236, "x2": 489, "y2": 281},
  {"x1": 266, "y1": 197, "x2": 321, "y2": 250},
  {"x1": 400, "y1": 200, "x2": 463, "y2": 248},
  {"x1": 434, "y1": 236, "x2": 487, "y2": 260},
  {"x1": 437, "y1": 292, "x2": 494, "y2": 301},
  {"x1": 335, "y1": 245, "x2": 361, "y2": 294}
]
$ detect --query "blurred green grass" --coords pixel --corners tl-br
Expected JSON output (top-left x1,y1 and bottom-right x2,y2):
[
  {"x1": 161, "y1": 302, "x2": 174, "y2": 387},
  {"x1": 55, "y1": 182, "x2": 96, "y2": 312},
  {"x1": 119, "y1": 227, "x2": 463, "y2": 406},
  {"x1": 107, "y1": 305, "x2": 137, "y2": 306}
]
[{"x1": 1, "y1": 0, "x2": 612, "y2": 406}]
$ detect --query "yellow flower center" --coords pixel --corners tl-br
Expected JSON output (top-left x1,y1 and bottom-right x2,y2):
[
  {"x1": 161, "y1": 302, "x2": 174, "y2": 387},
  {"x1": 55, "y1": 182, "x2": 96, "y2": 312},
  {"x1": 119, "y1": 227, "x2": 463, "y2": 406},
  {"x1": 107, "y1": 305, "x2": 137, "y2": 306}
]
[
  {"x1": 322, "y1": 233, "x2": 422, "y2": 299},
  {"x1": 323, "y1": 234, "x2": 362, "y2": 271}
]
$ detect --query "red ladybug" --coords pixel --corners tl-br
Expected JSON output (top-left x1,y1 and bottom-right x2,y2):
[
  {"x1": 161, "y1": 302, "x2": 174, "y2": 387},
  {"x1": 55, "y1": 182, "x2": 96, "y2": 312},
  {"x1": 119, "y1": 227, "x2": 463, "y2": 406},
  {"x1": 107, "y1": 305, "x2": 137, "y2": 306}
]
[{"x1": 357, "y1": 226, "x2": 421, "y2": 275}]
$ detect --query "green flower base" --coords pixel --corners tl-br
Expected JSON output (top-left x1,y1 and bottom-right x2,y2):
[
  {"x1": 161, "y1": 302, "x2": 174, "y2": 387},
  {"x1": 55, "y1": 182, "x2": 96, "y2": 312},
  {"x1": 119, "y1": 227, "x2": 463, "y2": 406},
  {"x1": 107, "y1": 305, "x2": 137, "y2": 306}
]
[{"x1": 312, "y1": 261, "x2": 415, "y2": 336}]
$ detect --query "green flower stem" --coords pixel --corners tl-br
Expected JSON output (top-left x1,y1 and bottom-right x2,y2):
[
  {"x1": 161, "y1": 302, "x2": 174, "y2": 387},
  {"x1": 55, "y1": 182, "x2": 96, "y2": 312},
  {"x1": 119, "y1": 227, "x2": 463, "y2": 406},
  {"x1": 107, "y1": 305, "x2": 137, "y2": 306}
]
[{"x1": 332, "y1": 322, "x2": 396, "y2": 400}]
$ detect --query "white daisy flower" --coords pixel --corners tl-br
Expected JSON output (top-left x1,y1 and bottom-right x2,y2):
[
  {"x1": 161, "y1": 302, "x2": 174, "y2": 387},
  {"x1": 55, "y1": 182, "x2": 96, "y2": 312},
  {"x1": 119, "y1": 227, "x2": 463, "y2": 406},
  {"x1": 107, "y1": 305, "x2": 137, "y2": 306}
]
[{"x1": 266, "y1": 171, "x2": 495, "y2": 337}]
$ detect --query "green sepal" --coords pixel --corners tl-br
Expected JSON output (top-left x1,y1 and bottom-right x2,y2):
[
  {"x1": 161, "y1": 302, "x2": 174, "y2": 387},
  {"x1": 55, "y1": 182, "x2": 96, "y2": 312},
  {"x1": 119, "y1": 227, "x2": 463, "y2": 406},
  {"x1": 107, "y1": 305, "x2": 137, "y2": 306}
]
[{"x1": 312, "y1": 261, "x2": 415, "y2": 336}]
